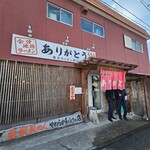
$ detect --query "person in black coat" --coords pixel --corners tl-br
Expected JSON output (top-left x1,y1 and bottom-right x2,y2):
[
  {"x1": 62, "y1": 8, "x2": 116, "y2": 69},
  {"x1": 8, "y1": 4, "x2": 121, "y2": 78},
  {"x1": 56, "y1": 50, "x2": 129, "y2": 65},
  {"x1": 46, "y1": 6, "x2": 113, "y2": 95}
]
[
  {"x1": 115, "y1": 89, "x2": 128, "y2": 121},
  {"x1": 106, "y1": 90, "x2": 117, "y2": 122}
]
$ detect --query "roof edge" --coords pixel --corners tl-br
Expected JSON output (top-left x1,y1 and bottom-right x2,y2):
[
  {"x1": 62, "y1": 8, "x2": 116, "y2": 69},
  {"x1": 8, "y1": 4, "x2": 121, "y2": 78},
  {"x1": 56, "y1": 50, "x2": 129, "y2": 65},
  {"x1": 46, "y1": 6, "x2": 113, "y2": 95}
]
[{"x1": 72, "y1": 0, "x2": 150, "y2": 40}]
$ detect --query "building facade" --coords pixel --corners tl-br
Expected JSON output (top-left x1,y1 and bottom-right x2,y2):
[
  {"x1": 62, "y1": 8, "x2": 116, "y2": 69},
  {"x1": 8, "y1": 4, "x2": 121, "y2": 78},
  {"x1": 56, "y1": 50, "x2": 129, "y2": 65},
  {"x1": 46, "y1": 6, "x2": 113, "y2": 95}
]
[{"x1": 0, "y1": 0, "x2": 150, "y2": 126}]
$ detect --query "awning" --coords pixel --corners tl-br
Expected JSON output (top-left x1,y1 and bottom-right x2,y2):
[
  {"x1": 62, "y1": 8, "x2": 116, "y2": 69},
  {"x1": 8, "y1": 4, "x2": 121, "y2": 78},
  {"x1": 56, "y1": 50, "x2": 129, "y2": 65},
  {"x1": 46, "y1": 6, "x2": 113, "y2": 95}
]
[{"x1": 75, "y1": 57, "x2": 138, "y2": 71}]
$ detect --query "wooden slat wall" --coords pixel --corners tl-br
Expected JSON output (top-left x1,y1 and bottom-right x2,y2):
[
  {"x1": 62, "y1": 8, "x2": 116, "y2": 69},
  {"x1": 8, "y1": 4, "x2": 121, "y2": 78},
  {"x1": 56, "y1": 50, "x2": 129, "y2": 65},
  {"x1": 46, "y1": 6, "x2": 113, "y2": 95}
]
[
  {"x1": 144, "y1": 77, "x2": 150, "y2": 118},
  {"x1": 0, "y1": 60, "x2": 81, "y2": 125}
]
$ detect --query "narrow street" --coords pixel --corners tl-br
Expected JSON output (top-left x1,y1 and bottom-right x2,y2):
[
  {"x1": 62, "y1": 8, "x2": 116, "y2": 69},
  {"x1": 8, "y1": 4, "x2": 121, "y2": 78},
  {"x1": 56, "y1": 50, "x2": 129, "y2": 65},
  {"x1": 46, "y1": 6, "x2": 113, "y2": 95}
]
[{"x1": 99, "y1": 125, "x2": 150, "y2": 150}]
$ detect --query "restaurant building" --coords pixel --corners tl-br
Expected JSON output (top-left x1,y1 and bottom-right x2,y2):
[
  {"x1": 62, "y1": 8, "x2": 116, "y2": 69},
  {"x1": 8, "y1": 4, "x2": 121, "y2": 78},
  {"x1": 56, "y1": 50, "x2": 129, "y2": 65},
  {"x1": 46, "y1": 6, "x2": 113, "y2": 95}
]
[{"x1": 0, "y1": 0, "x2": 150, "y2": 129}]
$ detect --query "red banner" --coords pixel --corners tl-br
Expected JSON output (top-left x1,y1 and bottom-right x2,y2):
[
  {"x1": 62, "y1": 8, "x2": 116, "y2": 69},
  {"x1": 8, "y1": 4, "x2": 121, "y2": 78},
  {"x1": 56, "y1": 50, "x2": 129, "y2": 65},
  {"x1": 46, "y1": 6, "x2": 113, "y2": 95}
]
[
  {"x1": 117, "y1": 72, "x2": 123, "y2": 89},
  {"x1": 100, "y1": 70, "x2": 113, "y2": 90},
  {"x1": 100, "y1": 70, "x2": 107, "y2": 90},
  {"x1": 112, "y1": 71, "x2": 118, "y2": 89},
  {"x1": 106, "y1": 70, "x2": 113, "y2": 90},
  {"x1": 100, "y1": 70, "x2": 126, "y2": 90},
  {"x1": 117, "y1": 72, "x2": 126, "y2": 89}
]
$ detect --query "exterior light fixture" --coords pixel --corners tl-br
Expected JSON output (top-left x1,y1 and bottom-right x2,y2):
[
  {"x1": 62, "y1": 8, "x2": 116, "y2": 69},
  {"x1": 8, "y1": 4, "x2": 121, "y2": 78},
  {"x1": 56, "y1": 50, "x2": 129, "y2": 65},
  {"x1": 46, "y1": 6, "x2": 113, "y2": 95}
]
[
  {"x1": 65, "y1": 36, "x2": 69, "y2": 43},
  {"x1": 86, "y1": 44, "x2": 95, "y2": 51},
  {"x1": 27, "y1": 25, "x2": 32, "y2": 38},
  {"x1": 62, "y1": 36, "x2": 69, "y2": 45},
  {"x1": 92, "y1": 44, "x2": 95, "y2": 49},
  {"x1": 81, "y1": 6, "x2": 88, "y2": 15}
]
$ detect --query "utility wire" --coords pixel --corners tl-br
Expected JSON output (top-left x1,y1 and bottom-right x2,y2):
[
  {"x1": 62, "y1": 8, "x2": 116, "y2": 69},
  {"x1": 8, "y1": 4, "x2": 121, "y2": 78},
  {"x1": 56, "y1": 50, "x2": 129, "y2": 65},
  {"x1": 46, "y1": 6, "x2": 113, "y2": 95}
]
[
  {"x1": 140, "y1": 0, "x2": 150, "y2": 11},
  {"x1": 111, "y1": 0, "x2": 150, "y2": 28},
  {"x1": 100, "y1": 0, "x2": 150, "y2": 32}
]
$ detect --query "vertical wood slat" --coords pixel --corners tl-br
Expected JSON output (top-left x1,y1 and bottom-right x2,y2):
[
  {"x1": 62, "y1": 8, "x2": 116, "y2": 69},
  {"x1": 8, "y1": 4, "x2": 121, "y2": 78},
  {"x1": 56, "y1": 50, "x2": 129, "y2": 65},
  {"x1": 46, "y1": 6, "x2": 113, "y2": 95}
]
[
  {"x1": 6, "y1": 62, "x2": 14, "y2": 123},
  {"x1": 16, "y1": 62, "x2": 21, "y2": 122},
  {"x1": 145, "y1": 77, "x2": 150, "y2": 118},
  {"x1": 35, "y1": 64, "x2": 38, "y2": 119},
  {"x1": 42, "y1": 66, "x2": 45, "y2": 116},
  {"x1": 141, "y1": 78, "x2": 147, "y2": 118},
  {"x1": 9, "y1": 62, "x2": 17, "y2": 123},
  {"x1": 4, "y1": 61, "x2": 10, "y2": 124},
  {"x1": 129, "y1": 82, "x2": 134, "y2": 113},
  {"x1": 31, "y1": 64, "x2": 35, "y2": 120},
  {"x1": 81, "y1": 69, "x2": 88, "y2": 120},
  {"x1": 38, "y1": 65, "x2": 41, "y2": 118},
  {"x1": 20, "y1": 63, "x2": 23, "y2": 120},
  {"x1": 0, "y1": 61, "x2": 4, "y2": 124},
  {"x1": 0, "y1": 61, "x2": 8, "y2": 124},
  {"x1": 143, "y1": 77, "x2": 149, "y2": 118},
  {"x1": 0, "y1": 60, "x2": 81, "y2": 125}
]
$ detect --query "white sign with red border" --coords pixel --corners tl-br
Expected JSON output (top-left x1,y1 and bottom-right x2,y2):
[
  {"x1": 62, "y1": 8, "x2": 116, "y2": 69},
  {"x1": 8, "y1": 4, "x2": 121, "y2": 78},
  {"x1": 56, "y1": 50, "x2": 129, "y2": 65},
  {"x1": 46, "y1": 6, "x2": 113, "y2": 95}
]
[{"x1": 11, "y1": 34, "x2": 96, "y2": 63}]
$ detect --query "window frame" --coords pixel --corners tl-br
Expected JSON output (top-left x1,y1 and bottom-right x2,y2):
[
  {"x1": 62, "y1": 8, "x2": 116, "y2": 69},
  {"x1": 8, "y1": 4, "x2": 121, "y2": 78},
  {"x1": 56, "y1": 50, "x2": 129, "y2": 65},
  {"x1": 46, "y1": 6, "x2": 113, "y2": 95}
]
[
  {"x1": 136, "y1": 41, "x2": 143, "y2": 53},
  {"x1": 81, "y1": 18, "x2": 105, "y2": 38},
  {"x1": 47, "y1": 2, "x2": 73, "y2": 27},
  {"x1": 124, "y1": 35, "x2": 143, "y2": 53}
]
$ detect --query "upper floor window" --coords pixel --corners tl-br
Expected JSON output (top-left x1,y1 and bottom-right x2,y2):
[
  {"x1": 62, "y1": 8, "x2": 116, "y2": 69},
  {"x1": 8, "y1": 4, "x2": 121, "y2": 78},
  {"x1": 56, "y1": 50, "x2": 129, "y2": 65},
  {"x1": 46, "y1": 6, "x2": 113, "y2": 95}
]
[
  {"x1": 81, "y1": 18, "x2": 105, "y2": 37},
  {"x1": 47, "y1": 3, "x2": 73, "y2": 26},
  {"x1": 124, "y1": 35, "x2": 143, "y2": 53}
]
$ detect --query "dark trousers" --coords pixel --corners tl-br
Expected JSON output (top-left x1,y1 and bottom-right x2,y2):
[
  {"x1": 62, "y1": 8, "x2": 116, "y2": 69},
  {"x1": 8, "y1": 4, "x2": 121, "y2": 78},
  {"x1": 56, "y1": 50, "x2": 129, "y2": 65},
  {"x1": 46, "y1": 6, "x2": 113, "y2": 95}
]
[
  {"x1": 117, "y1": 97, "x2": 127, "y2": 119},
  {"x1": 107, "y1": 98, "x2": 114, "y2": 119}
]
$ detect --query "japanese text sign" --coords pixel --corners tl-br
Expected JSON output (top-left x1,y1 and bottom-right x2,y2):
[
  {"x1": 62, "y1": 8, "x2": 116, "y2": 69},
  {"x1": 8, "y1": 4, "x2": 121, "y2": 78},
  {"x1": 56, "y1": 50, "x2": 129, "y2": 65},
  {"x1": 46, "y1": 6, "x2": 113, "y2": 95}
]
[
  {"x1": 100, "y1": 70, "x2": 126, "y2": 90},
  {"x1": 11, "y1": 34, "x2": 96, "y2": 63},
  {"x1": 70, "y1": 85, "x2": 75, "y2": 100},
  {"x1": 100, "y1": 70, "x2": 113, "y2": 90}
]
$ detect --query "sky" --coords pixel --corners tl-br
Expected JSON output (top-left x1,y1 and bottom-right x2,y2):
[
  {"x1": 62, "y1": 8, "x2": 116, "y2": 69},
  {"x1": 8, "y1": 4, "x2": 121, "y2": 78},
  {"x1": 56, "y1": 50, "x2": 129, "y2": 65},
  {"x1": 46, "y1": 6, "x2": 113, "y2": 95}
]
[{"x1": 100, "y1": 0, "x2": 150, "y2": 61}]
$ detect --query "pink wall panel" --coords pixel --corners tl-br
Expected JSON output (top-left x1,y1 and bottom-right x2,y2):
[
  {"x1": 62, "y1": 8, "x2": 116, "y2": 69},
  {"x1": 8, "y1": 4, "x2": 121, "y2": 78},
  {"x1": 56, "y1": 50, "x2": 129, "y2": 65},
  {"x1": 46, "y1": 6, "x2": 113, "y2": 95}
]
[
  {"x1": 0, "y1": 0, "x2": 149, "y2": 74},
  {"x1": 81, "y1": 9, "x2": 106, "y2": 58},
  {"x1": 81, "y1": 32, "x2": 106, "y2": 58}
]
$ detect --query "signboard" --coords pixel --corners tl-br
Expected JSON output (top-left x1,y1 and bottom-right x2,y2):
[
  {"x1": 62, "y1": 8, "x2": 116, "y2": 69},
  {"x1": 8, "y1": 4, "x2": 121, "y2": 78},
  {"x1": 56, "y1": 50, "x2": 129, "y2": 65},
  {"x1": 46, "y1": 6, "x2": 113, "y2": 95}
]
[
  {"x1": 70, "y1": 85, "x2": 75, "y2": 100},
  {"x1": 100, "y1": 70, "x2": 126, "y2": 90},
  {"x1": 0, "y1": 111, "x2": 82, "y2": 142},
  {"x1": 11, "y1": 34, "x2": 96, "y2": 63},
  {"x1": 75, "y1": 87, "x2": 82, "y2": 94}
]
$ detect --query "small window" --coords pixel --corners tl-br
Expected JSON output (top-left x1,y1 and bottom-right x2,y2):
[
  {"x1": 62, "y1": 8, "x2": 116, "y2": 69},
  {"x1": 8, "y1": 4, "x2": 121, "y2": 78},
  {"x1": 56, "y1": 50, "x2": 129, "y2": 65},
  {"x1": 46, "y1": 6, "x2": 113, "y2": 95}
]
[
  {"x1": 136, "y1": 42, "x2": 143, "y2": 53},
  {"x1": 132, "y1": 39, "x2": 136, "y2": 51},
  {"x1": 47, "y1": 4, "x2": 60, "y2": 21},
  {"x1": 124, "y1": 35, "x2": 132, "y2": 49},
  {"x1": 81, "y1": 18, "x2": 93, "y2": 33},
  {"x1": 94, "y1": 23, "x2": 104, "y2": 37},
  {"x1": 47, "y1": 3, "x2": 73, "y2": 26},
  {"x1": 124, "y1": 35, "x2": 143, "y2": 53},
  {"x1": 81, "y1": 18, "x2": 104, "y2": 37},
  {"x1": 61, "y1": 9, "x2": 72, "y2": 26}
]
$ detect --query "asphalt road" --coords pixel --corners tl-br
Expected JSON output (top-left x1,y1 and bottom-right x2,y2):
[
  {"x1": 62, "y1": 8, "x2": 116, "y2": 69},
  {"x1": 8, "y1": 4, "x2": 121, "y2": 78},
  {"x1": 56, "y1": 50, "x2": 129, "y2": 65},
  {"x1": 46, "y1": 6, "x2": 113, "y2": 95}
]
[{"x1": 100, "y1": 126, "x2": 150, "y2": 150}]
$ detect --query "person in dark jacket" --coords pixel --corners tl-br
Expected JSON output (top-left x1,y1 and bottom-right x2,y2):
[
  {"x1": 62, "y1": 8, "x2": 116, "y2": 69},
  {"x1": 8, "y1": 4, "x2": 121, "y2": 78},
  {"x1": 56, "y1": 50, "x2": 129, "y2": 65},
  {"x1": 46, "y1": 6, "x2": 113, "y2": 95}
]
[
  {"x1": 115, "y1": 89, "x2": 128, "y2": 121},
  {"x1": 106, "y1": 90, "x2": 117, "y2": 122}
]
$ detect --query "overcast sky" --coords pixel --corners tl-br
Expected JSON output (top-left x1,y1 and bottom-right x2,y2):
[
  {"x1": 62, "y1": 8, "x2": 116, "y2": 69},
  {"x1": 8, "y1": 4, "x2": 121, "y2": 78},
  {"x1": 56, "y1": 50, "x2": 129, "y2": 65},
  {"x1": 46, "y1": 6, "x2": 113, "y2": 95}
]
[{"x1": 100, "y1": 0, "x2": 150, "y2": 61}]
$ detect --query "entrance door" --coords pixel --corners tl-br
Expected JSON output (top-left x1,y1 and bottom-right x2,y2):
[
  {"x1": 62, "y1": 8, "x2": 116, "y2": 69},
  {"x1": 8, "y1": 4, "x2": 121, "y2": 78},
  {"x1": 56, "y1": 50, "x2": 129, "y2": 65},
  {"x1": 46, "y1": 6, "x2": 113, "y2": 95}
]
[
  {"x1": 87, "y1": 72, "x2": 105, "y2": 112},
  {"x1": 92, "y1": 75, "x2": 101, "y2": 109}
]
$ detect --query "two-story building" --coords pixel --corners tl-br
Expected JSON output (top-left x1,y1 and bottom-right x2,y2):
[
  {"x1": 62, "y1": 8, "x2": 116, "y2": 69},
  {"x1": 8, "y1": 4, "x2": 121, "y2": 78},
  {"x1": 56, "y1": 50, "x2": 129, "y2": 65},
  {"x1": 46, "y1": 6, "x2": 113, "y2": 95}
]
[{"x1": 0, "y1": 0, "x2": 150, "y2": 127}]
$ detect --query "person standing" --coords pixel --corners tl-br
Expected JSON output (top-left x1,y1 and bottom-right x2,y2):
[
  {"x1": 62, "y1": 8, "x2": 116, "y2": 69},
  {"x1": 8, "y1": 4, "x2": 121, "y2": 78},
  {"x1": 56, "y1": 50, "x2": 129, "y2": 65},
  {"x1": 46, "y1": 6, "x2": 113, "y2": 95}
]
[
  {"x1": 115, "y1": 89, "x2": 128, "y2": 121},
  {"x1": 106, "y1": 90, "x2": 117, "y2": 122}
]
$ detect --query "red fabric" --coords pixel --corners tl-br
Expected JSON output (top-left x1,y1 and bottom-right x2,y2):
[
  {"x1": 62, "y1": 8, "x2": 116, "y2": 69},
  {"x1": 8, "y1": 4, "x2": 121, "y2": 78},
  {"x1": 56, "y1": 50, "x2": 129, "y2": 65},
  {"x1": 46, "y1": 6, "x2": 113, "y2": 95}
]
[
  {"x1": 100, "y1": 70, "x2": 113, "y2": 90},
  {"x1": 106, "y1": 70, "x2": 113, "y2": 90},
  {"x1": 117, "y1": 72, "x2": 123, "y2": 89},
  {"x1": 122, "y1": 71, "x2": 126, "y2": 89},
  {"x1": 112, "y1": 71, "x2": 118, "y2": 89},
  {"x1": 100, "y1": 70, "x2": 126, "y2": 90},
  {"x1": 100, "y1": 70, "x2": 107, "y2": 90}
]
